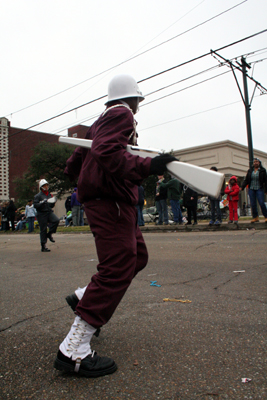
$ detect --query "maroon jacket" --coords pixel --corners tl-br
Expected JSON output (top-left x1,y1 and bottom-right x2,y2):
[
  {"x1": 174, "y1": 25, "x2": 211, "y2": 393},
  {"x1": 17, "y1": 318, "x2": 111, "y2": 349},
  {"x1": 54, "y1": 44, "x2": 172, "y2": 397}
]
[
  {"x1": 224, "y1": 176, "x2": 240, "y2": 201},
  {"x1": 65, "y1": 104, "x2": 152, "y2": 205}
]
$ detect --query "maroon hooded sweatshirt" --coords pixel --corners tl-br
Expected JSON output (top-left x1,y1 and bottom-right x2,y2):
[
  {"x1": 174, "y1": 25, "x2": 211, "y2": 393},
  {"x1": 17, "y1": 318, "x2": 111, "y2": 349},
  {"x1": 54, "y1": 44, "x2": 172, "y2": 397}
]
[{"x1": 65, "y1": 104, "x2": 151, "y2": 205}]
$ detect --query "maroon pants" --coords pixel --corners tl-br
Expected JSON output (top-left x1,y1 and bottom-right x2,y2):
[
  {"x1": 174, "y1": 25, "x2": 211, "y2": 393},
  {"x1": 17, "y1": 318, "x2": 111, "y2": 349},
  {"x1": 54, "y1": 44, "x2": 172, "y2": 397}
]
[{"x1": 75, "y1": 199, "x2": 148, "y2": 328}]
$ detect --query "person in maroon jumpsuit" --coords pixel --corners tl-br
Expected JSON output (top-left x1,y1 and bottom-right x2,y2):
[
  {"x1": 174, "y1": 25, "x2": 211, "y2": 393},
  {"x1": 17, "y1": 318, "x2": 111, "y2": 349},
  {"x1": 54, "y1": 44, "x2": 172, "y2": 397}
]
[{"x1": 54, "y1": 74, "x2": 176, "y2": 378}]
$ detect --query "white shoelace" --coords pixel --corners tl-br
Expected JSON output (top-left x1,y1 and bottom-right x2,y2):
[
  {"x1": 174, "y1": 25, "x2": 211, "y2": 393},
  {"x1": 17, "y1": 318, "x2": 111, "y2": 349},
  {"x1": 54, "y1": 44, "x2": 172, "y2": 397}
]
[{"x1": 66, "y1": 321, "x2": 89, "y2": 355}]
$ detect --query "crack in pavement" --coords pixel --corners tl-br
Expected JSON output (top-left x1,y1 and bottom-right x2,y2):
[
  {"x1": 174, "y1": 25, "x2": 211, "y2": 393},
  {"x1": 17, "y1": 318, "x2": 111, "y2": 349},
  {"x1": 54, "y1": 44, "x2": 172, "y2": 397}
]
[
  {"x1": 0, "y1": 305, "x2": 67, "y2": 333},
  {"x1": 195, "y1": 242, "x2": 216, "y2": 250},
  {"x1": 149, "y1": 273, "x2": 216, "y2": 286},
  {"x1": 217, "y1": 293, "x2": 267, "y2": 304},
  {"x1": 214, "y1": 277, "x2": 237, "y2": 290},
  {"x1": 214, "y1": 262, "x2": 267, "y2": 291}
]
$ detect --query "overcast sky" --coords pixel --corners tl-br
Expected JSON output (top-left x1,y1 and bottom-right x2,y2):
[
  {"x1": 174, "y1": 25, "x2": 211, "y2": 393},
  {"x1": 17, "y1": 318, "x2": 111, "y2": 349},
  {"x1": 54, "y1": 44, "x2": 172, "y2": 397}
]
[{"x1": 1, "y1": 0, "x2": 267, "y2": 154}]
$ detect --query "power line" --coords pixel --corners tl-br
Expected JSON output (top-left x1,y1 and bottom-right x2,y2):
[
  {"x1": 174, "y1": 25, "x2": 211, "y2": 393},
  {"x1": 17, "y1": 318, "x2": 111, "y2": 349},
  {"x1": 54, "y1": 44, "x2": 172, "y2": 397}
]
[
  {"x1": 0, "y1": 66, "x2": 240, "y2": 158},
  {"x1": 3, "y1": 0, "x2": 248, "y2": 119},
  {"x1": 51, "y1": 53, "x2": 267, "y2": 135},
  {"x1": 2, "y1": 29, "x2": 267, "y2": 145},
  {"x1": 139, "y1": 29, "x2": 267, "y2": 84},
  {"x1": 139, "y1": 99, "x2": 244, "y2": 132},
  {"x1": 142, "y1": 70, "x2": 232, "y2": 107},
  {"x1": 52, "y1": 64, "x2": 225, "y2": 135}
]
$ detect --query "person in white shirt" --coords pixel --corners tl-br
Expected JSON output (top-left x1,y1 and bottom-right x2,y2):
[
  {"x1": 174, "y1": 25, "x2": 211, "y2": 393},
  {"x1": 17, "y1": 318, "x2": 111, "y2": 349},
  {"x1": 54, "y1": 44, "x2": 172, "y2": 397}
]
[{"x1": 25, "y1": 199, "x2": 36, "y2": 233}]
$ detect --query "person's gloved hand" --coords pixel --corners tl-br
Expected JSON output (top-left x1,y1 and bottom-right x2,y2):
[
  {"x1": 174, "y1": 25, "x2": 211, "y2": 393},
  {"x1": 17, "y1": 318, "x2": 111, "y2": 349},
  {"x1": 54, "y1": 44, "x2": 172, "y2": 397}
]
[
  {"x1": 40, "y1": 199, "x2": 47, "y2": 204},
  {"x1": 149, "y1": 154, "x2": 177, "y2": 175}
]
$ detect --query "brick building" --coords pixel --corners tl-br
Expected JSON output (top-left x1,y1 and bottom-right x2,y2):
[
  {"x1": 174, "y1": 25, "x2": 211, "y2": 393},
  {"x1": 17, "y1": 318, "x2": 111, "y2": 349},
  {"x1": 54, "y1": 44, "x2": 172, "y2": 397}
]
[
  {"x1": 0, "y1": 117, "x2": 58, "y2": 201},
  {"x1": 67, "y1": 124, "x2": 89, "y2": 139}
]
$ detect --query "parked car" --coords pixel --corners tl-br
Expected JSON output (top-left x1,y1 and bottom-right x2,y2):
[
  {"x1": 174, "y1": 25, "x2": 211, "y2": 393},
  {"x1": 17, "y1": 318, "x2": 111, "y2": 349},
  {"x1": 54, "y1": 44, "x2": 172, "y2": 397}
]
[
  {"x1": 142, "y1": 206, "x2": 174, "y2": 224},
  {"x1": 142, "y1": 206, "x2": 158, "y2": 223}
]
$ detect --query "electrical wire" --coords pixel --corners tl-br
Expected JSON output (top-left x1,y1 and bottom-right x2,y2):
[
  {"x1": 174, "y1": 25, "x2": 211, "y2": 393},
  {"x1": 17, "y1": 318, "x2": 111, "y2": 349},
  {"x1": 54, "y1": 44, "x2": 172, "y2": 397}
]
[
  {"x1": 139, "y1": 99, "x2": 244, "y2": 132},
  {"x1": 2, "y1": 28, "x2": 267, "y2": 147},
  {"x1": 0, "y1": 65, "x2": 245, "y2": 159},
  {"x1": 141, "y1": 70, "x2": 232, "y2": 107},
  {"x1": 51, "y1": 53, "x2": 267, "y2": 135},
  {"x1": 3, "y1": 0, "x2": 247, "y2": 119}
]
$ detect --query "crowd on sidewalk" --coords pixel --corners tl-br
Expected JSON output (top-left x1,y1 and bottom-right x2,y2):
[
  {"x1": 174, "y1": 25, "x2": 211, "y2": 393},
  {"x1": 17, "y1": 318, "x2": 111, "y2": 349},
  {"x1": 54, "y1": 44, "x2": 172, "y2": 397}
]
[
  {"x1": 137, "y1": 157, "x2": 267, "y2": 227},
  {"x1": 0, "y1": 199, "x2": 37, "y2": 233}
]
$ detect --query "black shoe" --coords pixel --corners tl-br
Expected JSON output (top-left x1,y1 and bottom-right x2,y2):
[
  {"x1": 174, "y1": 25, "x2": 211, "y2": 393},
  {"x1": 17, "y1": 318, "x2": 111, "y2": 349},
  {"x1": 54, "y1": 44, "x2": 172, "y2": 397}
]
[
  {"x1": 193, "y1": 222, "x2": 198, "y2": 225},
  {"x1": 65, "y1": 293, "x2": 101, "y2": 337},
  {"x1": 47, "y1": 232, "x2": 55, "y2": 243},
  {"x1": 54, "y1": 350, "x2": 117, "y2": 378},
  {"x1": 66, "y1": 293, "x2": 79, "y2": 312},
  {"x1": 41, "y1": 245, "x2": 51, "y2": 252}
]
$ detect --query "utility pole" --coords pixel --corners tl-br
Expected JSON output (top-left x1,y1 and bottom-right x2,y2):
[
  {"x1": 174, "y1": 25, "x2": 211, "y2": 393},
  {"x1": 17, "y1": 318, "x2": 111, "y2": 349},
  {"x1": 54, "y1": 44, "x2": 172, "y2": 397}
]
[
  {"x1": 241, "y1": 57, "x2": 253, "y2": 168},
  {"x1": 211, "y1": 50, "x2": 267, "y2": 168}
]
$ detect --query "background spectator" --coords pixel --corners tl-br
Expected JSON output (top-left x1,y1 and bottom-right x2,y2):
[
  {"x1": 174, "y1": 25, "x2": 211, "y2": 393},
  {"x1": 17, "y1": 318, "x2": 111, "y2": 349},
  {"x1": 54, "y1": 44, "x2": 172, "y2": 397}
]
[
  {"x1": 71, "y1": 188, "x2": 81, "y2": 226},
  {"x1": 225, "y1": 176, "x2": 240, "y2": 225},
  {"x1": 160, "y1": 176, "x2": 183, "y2": 225},
  {"x1": 136, "y1": 185, "x2": 145, "y2": 226},
  {"x1": 65, "y1": 195, "x2": 72, "y2": 214},
  {"x1": 155, "y1": 175, "x2": 169, "y2": 225},
  {"x1": 15, "y1": 210, "x2": 27, "y2": 231},
  {"x1": 241, "y1": 157, "x2": 267, "y2": 223},
  {"x1": 6, "y1": 200, "x2": 17, "y2": 231},
  {"x1": 208, "y1": 166, "x2": 222, "y2": 226},
  {"x1": 1, "y1": 201, "x2": 8, "y2": 231},
  {"x1": 183, "y1": 186, "x2": 198, "y2": 225},
  {"x1": 80, "y1": 205, "x2": 85, "y2": 226},
  {"x1": 25, "y1": 199, "x2": 36, "y2": 233}
]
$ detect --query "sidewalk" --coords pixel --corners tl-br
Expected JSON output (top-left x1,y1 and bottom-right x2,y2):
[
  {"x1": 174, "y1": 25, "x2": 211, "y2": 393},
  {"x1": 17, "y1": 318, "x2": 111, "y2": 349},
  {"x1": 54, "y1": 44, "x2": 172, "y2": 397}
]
[{"x1": 140, "y1": 218, "x2": 267, "y2": 232}]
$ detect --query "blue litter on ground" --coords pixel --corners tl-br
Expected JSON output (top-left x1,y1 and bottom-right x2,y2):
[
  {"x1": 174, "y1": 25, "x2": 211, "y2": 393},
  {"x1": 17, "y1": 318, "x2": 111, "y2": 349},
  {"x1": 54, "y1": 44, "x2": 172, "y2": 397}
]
[{"x1": 150, "y1": 280, "x2": 161, "y2": 287}]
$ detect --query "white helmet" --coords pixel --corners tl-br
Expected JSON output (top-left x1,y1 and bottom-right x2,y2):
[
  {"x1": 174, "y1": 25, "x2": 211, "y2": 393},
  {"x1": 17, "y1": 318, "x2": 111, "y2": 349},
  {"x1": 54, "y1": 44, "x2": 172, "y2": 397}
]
[
  {"x1": 105, "y1": 74, "x2": 145, "y2": 105},
  {"x1": 39, "y1": 179, "x2": 49, "y2": 190}
]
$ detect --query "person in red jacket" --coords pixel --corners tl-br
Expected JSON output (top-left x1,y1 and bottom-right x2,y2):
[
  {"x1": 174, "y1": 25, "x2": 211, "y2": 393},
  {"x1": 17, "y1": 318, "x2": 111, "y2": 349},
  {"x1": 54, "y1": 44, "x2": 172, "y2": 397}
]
[
  {"x1": 53, "y1": 74, "x2": 176, "y2": 378},
  {"x1": 224, "y1": 176, "x2": 240, "y2": 224}
]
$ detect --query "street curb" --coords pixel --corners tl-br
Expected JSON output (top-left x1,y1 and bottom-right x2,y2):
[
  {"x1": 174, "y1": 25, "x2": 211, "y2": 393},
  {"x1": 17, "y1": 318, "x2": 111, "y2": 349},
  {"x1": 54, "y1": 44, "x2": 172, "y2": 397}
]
[{"x1": 140, "y1": 221, "x2": 267, "y2": 232}]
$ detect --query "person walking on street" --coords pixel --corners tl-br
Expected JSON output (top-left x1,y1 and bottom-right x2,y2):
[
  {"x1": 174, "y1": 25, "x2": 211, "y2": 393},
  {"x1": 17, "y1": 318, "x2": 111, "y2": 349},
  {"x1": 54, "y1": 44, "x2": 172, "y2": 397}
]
[
  {"x1": 71, "y1": 188, "x2": 81, "y2": 226},
  {"x1": 25, "y1": 200, "x2": 36, "y2": 233},
  {"x1": 241, "y1": 157, "x2": 267, "y2": 223},
  {"x1": 34, "y1": 179, "x2": 59, "y2": 252},
  {"x1": 54, "y1": 74, "x2": 176, "y2": 378},
  {"x1": 225, "y1": 176, "x2": 240, "y2": 225}
]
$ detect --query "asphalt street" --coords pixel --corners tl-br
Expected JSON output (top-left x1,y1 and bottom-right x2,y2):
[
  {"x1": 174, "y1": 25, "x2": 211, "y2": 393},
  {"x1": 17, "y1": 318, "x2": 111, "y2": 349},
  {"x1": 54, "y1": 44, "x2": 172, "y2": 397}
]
[{"x1": 0, "y1": 230, "x2": 266, "y2": 400}]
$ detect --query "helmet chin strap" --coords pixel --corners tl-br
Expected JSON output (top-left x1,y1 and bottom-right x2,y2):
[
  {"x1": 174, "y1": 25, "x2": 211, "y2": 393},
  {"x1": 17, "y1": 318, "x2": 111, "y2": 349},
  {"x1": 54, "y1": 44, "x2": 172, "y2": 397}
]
[
  {"x1": 102, "y1": 102, "x2": 137, "y2": 145},
  {"x1": 120, "y1": 99, "x2": 139, "y2": 114}
]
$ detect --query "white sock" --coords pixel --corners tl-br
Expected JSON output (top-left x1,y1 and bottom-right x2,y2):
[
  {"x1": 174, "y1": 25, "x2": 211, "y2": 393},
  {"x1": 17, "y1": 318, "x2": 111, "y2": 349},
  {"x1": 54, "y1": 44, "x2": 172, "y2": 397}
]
[{"x1": 75, "y1": 286, "x2": 87, "y2": 300}]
